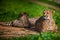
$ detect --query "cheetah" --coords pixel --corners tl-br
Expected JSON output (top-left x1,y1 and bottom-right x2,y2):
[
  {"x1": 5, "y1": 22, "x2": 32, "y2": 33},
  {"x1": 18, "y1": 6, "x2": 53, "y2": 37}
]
[
  {"x1": 35, "y1": 10, "x2": 58, "y2": 32},
  {"x1": 0, "y1": 12, "x2": 31, "y2": 28},
  {"x1": 12, "y1": 12, "x2": 31, "y2": 28}
]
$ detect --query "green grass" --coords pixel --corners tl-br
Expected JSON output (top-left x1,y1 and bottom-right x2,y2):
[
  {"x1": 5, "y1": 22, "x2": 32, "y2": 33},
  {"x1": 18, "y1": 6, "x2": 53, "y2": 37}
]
[
  {"x1": 0, "y1": 0, "x2": 45, "y2": 21},
  {"x1": 0, "y1": 32, "x2": 60, "y2": 40},
  {"x1": 40, "y1": 32, "x2": 60, "y2": 40},
  {"x1": 38, "y1": 0, "x2": 60, "y2": 7}
]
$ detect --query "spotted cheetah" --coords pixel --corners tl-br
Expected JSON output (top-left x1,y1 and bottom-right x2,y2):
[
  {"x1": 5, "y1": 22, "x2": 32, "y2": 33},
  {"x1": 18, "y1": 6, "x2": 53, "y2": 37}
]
[
  {"x1": 12, "y1": 12, "x2": 31, "y2": 28},
  {"x1": 35, "y1": 10, "x2": 58, "y2": 32},
  {"x1": 0, "y1": 12, "x2": 31, "y2": 28}
]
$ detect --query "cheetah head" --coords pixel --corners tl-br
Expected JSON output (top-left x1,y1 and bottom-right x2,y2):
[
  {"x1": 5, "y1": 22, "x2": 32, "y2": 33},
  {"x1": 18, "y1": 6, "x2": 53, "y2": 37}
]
[{"x1": 43, "y1": 10, "x2": 55, "y2": 19}]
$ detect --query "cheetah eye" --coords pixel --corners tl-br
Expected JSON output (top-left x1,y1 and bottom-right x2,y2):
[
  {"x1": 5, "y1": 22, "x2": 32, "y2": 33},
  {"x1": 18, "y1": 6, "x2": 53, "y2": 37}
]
[
  {"x1": 47, "y1": 12, "x2": 48, "y2": 14},
  {"x1": 44, "y1": 13, "x2": 45, "y2": 14}
]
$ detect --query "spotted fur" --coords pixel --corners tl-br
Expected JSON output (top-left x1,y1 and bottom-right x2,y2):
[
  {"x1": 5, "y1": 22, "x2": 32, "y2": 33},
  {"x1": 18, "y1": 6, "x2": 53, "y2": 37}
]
[
  {"x1": 0, "y1": 12, "x2": 31, "y2": 28},
  {"x1": 35, "y1": 10, "x2": 58, "y2": 32}
]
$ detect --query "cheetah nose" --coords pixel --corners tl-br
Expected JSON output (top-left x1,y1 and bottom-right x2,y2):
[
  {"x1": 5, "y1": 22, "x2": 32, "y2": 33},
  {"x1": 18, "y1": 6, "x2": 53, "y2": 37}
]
[
  {"x1": 44, "y1": 16, "x2": 48, "y2": 17},
  {"x1": 43, "y1": 16, "x2": 49, "y2": 20},
  {"x1": 46, "y1": 16, "x2": 48, "y2": 17}
]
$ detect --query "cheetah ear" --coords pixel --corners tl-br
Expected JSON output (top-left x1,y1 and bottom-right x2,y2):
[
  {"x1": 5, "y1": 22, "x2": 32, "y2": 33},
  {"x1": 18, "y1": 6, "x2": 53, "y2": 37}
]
[
  {"x1": 53, "y1": 10, "x2": 55, "y2": 13},
  {"x1": 51, "y1": 10, "x2": 55, "y2": 15},
  {"x1": 20, "y1": 12, "x2": 29, "y2": 16},
  {"x1": 23, "y1": 12, "x2": 29, "y2": 16},
  {"x1": 43, "y1": 10, "x2": 46, "y2": 13}
]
